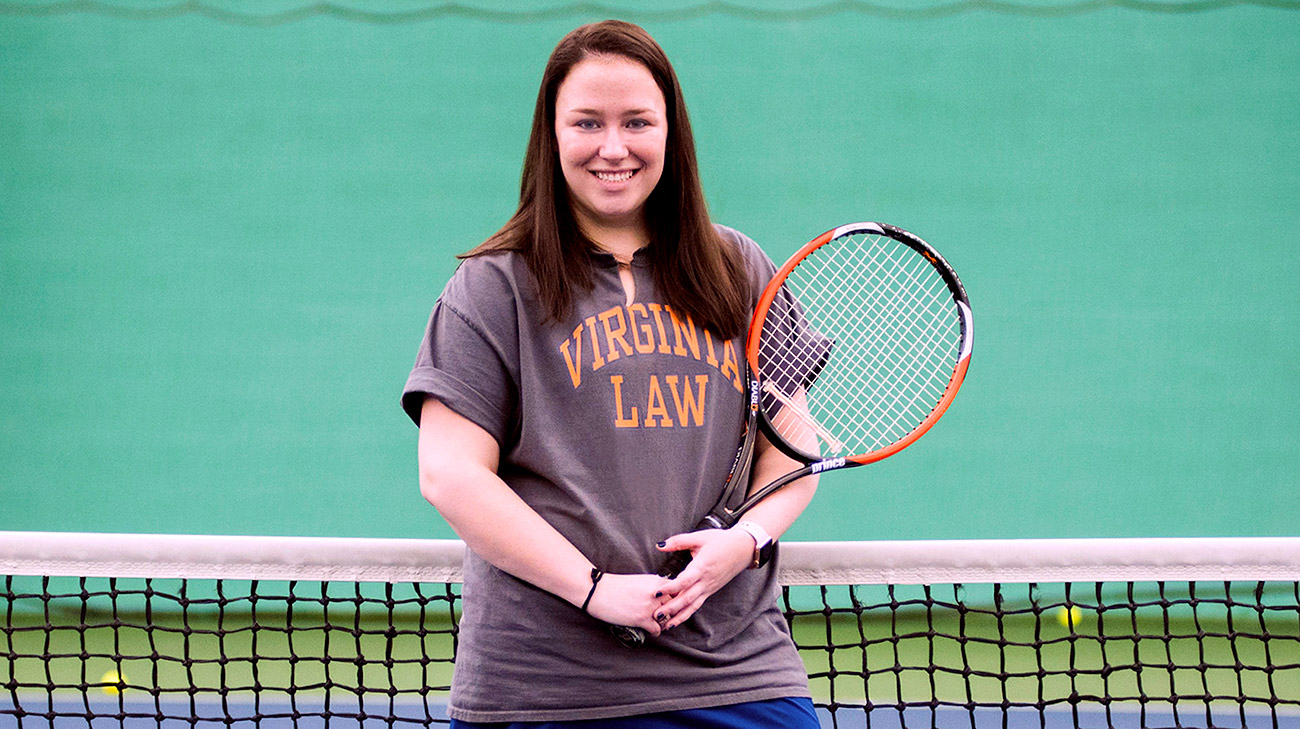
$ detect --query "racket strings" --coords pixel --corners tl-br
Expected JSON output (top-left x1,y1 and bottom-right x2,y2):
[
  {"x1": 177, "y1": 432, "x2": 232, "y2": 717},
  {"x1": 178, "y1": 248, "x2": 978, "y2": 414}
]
[
  {"x1": 819, "y1": 235, "x2": 959, "y2": 450},
  {"x1": 758, "y1": 232, "x2": 963, "y2": 457},
  {"x1": 846, "y1": 247, "x2": 960, "y2": 442},
  {"x1": 817, "y1": 236, "x2": 959, "y2": 450}
]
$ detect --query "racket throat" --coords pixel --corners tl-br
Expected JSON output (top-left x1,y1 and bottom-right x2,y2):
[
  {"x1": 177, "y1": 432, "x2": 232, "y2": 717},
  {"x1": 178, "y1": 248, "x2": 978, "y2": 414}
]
[{"x1": 811, "y1": 457, "x2": 847, "y2": 473}]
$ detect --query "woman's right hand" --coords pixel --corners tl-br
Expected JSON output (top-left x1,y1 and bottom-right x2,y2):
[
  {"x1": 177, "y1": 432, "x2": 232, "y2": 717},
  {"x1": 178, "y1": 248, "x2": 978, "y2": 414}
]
[{"x1": 581, "y1": 572, "x2": 667, "y2": 638}]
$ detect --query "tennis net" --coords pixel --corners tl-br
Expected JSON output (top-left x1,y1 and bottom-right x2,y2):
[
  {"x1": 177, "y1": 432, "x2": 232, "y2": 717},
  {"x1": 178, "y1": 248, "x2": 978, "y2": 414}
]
[{"x1": 3, "y1": 532, "x2": 1298, "y2": 728}]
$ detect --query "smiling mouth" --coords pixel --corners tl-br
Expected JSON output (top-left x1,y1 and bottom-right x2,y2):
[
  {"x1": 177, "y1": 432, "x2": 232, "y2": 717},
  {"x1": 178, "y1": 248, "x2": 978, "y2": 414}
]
[{"x1": 591, "y1": 169, "x2": 637, "y2": 183}]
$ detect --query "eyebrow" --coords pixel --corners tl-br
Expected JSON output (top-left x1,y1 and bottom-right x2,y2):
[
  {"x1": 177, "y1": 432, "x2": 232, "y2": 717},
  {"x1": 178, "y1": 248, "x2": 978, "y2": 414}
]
[{"x1": 562, "y1": 107, "x2": 661, "y2": 116}]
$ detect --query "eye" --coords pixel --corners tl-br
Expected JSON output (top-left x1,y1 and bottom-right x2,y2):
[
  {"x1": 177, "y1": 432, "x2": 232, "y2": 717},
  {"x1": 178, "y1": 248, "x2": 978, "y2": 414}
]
[
  {"x1": 576, "y1": 119, "x2": 600, "y2": 131},
  {"x1": 626, "y1": 118, "x2": 650, "y2": 130}
]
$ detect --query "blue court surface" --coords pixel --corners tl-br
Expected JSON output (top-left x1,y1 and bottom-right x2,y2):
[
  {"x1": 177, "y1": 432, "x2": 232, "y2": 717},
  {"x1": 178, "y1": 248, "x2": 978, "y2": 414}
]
[{"x1": 3, "y1": 696, "x2": 1300, "y2": 728}]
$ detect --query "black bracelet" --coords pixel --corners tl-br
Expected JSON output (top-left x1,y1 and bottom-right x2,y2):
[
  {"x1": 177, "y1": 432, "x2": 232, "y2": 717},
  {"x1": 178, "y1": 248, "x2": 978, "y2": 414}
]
[{"x1": 581, "y1": 567, "x2": 604, "y2": 614}]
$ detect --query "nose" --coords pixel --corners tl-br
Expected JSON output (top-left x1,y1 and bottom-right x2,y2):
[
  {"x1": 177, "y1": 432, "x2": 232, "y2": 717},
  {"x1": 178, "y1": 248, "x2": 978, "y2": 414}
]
[{"x1": 598, "y1": 128, "x2": 628, "y2": 160}]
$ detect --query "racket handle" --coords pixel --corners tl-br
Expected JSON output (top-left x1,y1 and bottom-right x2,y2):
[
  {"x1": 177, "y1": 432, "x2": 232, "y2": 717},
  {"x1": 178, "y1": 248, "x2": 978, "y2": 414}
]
[
  {"x1": 655, "y1": 549, "x2": 694, "y2": 578},
  {"x1": 609, "y1": 624, "x2": 648, "y2": 647},
  {"x1": 607, "y1": 549, "x2": 694, "y2": 647}
]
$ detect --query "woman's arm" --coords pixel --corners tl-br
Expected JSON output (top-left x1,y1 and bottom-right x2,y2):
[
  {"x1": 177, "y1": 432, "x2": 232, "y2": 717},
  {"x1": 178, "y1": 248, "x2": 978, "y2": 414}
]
[{"x1": 418, "y1": 397, "x2": 665, "y2": 634}]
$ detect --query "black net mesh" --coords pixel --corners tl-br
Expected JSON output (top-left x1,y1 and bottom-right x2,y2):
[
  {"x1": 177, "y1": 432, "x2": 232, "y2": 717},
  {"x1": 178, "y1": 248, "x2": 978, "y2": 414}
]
[
  {"x1": 784, "y1": 580, "x2": 1300, "y2": 728},
  {"x1": 3, "y1": 541, "x2": 1299, "y2": 728},
  {"x1": 2, "y1": 575, "x2": 459, "y2": 726}
]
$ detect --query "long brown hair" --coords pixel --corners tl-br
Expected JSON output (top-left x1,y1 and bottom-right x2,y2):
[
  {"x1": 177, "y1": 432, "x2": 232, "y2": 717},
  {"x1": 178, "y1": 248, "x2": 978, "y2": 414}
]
[{"x1": 463, "y1": 20, "x2": 750, "y2": 341}]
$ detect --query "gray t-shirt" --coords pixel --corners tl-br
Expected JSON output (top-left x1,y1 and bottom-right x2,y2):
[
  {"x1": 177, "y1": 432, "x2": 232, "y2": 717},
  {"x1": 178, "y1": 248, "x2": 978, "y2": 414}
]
[{"x1": 401, "y1": 226, "x2": 811, "y2": 722}]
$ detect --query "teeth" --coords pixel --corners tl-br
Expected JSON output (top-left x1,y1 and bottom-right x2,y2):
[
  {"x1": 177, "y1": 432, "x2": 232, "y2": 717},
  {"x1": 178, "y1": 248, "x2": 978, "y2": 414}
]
[{"x1": 593, "y1": 170, "x2": 635, "y2": 182}]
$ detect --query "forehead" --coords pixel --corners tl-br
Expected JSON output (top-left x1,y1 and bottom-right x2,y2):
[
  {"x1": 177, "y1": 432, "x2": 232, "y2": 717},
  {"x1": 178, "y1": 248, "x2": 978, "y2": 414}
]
[{"x1": 555, "y1": 54, "x2": 666, "y2": 112}]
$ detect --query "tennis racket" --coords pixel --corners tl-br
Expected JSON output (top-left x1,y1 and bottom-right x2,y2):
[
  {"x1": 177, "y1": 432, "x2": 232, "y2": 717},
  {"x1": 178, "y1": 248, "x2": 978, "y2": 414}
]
[{"x1": 609, "y1": 221, "x2": 973, "y2": 647}]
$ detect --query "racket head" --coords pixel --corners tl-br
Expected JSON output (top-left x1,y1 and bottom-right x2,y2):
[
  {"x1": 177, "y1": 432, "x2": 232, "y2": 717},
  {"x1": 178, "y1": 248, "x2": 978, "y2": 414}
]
[{"x1": 747, "y1": 222, "x2": 973, "y2": 466}]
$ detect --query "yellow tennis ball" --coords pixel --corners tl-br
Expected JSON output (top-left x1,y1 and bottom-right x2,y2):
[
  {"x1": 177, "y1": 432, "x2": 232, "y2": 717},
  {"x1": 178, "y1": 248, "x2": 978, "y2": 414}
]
[
  {"x1": 1056, "y1": 606, "x2": 1084, "y2": 629},
  {"x1": 100, "y1": 669, "x2": 127, "y2": 695}
]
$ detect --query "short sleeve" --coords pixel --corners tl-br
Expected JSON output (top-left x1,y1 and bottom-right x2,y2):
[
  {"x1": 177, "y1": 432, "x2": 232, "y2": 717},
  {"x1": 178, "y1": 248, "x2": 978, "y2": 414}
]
[
  {"x1": 715, "y1": 224, "x2": 832, "y2": 397},
  {"x1": 400, "y1": 256, "x2": 521, "y2": 448}
]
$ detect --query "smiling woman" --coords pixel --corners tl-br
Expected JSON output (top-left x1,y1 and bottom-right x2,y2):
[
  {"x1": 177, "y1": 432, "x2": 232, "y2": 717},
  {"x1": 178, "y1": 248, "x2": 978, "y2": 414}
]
[
  {"x1": 554, "y1": 54, "x2": 667, "y2": 253},
  {"x1": 459, "y1": 20, "x2": 752, "y2": 339},
  {"x1": 400, "y1": 18, "x2": 821, "y2": 729}
]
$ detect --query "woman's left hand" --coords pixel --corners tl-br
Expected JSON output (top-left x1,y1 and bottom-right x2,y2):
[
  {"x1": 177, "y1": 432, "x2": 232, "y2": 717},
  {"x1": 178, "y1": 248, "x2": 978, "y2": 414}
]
[{"x1": 650, "y1": 527, "x2": 757, "y2": 630}]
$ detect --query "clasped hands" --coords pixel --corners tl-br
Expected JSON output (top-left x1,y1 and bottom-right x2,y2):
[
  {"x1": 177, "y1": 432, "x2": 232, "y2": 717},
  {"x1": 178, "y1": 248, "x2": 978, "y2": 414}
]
[{"x1": 582, "y1": 527, "x2": 759, "y2": 638}]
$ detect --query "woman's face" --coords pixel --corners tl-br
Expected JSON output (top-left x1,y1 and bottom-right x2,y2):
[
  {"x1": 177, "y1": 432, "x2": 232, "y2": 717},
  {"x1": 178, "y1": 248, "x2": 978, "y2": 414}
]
[{"x1": 554, "y1": 54, "x2": 667, "y2": 237}]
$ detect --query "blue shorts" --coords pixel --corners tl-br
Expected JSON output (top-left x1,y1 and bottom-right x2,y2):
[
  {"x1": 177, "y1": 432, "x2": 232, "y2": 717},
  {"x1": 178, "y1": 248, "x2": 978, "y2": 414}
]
[{"x1": 449, "y1": 697, "x2": 819, "y2": 729}]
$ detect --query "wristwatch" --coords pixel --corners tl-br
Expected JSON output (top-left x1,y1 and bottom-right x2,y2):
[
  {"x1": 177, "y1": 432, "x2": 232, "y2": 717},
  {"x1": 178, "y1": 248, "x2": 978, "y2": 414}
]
[{"x1": 733, "y1": 521, "x2": 776, "y2": 569}]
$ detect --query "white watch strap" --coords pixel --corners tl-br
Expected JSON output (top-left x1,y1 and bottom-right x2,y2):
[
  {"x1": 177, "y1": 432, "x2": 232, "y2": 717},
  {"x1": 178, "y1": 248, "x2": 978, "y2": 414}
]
[
  {"x1": 733, "y1": 521, "x2": 774, "y2": 568},
  {"x1": 733, "y1": 520, "x2": 772, "y2": 549}
]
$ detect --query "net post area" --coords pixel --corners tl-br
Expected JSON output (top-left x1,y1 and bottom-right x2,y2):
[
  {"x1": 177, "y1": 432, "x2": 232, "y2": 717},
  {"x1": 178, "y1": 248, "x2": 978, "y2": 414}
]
[{"x1": 4, "y1": 532, "x2": 1300, "y2": 729}]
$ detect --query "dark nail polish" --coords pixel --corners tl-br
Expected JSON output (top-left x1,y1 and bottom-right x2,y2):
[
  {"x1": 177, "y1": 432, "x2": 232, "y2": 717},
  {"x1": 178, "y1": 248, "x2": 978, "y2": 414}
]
[
  {"x1": 654, "y1": 592, "x2": 663, "y2": 598},
  {"x1": 656, "y1": 541, "x2": 666, "y2": 548}
]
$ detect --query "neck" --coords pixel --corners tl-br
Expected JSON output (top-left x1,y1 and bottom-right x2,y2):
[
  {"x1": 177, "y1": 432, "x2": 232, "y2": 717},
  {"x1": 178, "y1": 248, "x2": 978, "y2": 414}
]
[
  {"x1": 595, "y1": 237, "x2": 646, "y2": 264},
  {"x1": 577, "y1": 218, "x2": 650, "y2": 262}
]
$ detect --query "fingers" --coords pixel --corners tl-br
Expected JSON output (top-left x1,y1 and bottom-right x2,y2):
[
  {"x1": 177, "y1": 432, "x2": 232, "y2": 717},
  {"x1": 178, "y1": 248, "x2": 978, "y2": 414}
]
[
  {"x1": 653, "y1": 580, "x2": 709, "y2": 630},
  {"x1": 674, "y1": 594, "x2": 709, "y2": 629},
  {"x1": 657, "y1": 532, "x2": 705, "y2": 554}
]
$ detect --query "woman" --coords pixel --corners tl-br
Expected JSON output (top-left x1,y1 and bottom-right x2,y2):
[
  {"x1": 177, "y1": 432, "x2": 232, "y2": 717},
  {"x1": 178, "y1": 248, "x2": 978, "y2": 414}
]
[{"x1": 402, "y1": 20, "x2": 820, "y2": 727}]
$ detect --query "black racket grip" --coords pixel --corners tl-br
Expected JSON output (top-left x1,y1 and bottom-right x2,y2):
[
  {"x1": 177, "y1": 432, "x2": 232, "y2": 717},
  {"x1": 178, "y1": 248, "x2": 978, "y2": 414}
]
[
  {"x1": 654, "y1": 549, "x2": 695, "y2": 578},
  {"x1": 607, "y1": 549, "x2": 694, "y2": 647}
]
